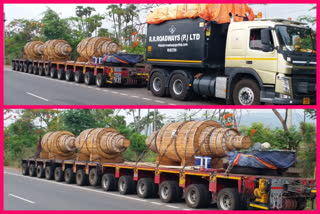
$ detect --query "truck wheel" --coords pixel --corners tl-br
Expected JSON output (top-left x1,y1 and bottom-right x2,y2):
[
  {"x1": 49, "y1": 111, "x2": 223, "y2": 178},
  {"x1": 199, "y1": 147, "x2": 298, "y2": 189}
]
[
  {"x1": 118, "y1": 176, "x2": 136, "y2": 195},
  {"x1": 96, "y1": 73, "x2": 107, "y2": 87},
  {"x1": 85, "y1": 72, "x2": 95, "y2": 85},
  {"x1": 76, "y1": 169, "x2": 88, "y2": 186},
  {"x1": 217, "y1": 188, "x2": 240, "y2": 210},
  {"x1": 45, "y1": 166, "x2": 54, "y2": 180},
  {"x1": 150, "y1": 72, "x2": 167, "y2": 97},
  {"x1": 24, "y1": 64, "x2": 29, "y2": 73},
  {"x1": 28, "y1": 64, "x2": 33, "y2": 74},
  {"x1": 54, "y1": 167, "x2": 64, "y2": 182},
  {"x1": 296, "y1": 198, "x2": 307, "y2": 210},
  {"x1": 12, "y1": 62, "x2": 16, "y2": 70},
  {"x1": 159, "y1": 181, "x2": 182, "y2": 203},
  {"x1": 33, "y1": 65, "x2": 39, "y2": 75},
  {"x1": 57, "y1": 68, "x2": 65, "y2": 80},
  {"x1": 20, "y1": 63, "x2": 25, "y2": 72},
  {"x1": 50, "y1": 67, "x2": 58, "y2": 78},
  {"x1": 36, "y1": 165, "x2": 45, "y2": 178},
  {"x1": 75, "y1": 70, "x2": 84, "y2": 83},
  {"x1": 39, "y1": 66, "x2": 45, "y2": 76},
  {"x1": 137, "y1": 178, "x2": 157, "y2": 198},
  {"x1": 64, "y1": 168, "x2": 75, "y2": 184},
  {"x1": 169, "y1": 73, "x2": 192, "y2": 101},
  {"x1": 89, "y1": 168, "x2": 101, "y2": 186},
  {"x1": 66, "y1": 70, "x2": 74, "y2": 81},
  {"x1": 29, "y1": 164, "x2": 36, "y2": 177},
  {"x1": 185, "y1": 184, "x2": 212, "y2": 208},
  {"x1": 16, "y1": 63, "x2": 21, "y2": 71},
  {"x1": 45, "y1": 64, "x2": 51, "y2": 76},
  {"x1": 233, "y1": 79, "x2": 260, "y2": 105},
  {"x1": 22, "y1": 163, "x2": 29, "y2": 176},
  {"x1": 101, "y1": 173, "x2": 118, "y2": 191}
]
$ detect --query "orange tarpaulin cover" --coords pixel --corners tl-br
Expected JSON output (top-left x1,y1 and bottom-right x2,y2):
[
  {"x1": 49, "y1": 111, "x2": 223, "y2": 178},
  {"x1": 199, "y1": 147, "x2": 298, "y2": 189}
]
[{"x1": 147, "y1": 4, "x2": 255, "y2": 24}]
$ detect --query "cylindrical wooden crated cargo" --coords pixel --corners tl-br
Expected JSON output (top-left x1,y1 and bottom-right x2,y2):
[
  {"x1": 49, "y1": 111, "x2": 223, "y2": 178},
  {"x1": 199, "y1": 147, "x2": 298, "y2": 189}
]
[
  {"x1": 42, "y1": 40, "x2": 72, "y2": 61},
  {"x1": 40, "y1": 131, "x2": 76, "y2": 160},
  {"x1": 146, "y1": 120, "x2": 252, "y2": 166},
  {"x1": 76, "y1": 37, "x2": 120, "y2": 62},
  {"x1": 75, "y1": 128, "x2": 130, "y2": 163},
  {"x1": 23, "y1": 41, "x2": 44, "y2": 60}
]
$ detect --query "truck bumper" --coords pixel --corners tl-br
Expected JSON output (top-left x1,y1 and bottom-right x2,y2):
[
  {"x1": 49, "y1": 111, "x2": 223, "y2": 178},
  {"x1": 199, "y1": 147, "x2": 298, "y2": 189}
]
[{"x1": 272, "y1": 97, "x2": 316, "y2": 105}]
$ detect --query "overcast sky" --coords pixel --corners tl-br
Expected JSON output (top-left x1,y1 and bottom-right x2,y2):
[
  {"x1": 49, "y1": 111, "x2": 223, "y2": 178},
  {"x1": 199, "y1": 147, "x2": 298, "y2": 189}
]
[{"x1": 4, "y1": 4, "x2": 317, "y2": 31}]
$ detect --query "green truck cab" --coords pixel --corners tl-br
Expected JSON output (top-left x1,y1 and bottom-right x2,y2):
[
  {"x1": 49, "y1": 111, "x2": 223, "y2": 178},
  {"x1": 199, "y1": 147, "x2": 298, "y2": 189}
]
[{"x1": 146, "y1": 17, "x2": 316, "y2": 105}]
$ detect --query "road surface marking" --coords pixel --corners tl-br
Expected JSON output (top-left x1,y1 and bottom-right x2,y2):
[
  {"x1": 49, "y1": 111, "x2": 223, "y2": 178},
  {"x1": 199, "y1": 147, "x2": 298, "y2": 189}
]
[
  {"x1": 4, "y1": 172, "x2": 149, "y2": 203},
  {"x1": 9, "y1": 194, "x2": 35, "y2": 204},
  {"x1": 111, "y1": 91, "x2": 119, "y2": 94},
  {"x1": 183, "y1": 209, "x2": 192, "y2": 210},
  {"x1": 120, "y1": 93, "x2": 128, "y2": 96},
  {"x1": 154, "y1": 100, "x2": 165, "y2": 104},
  {"x1": 26, "y1": 92, "x2": 49, "y2": 102},
  {"x1": 142, "y1": 98, "x2": 152, "y2": 101},
  {"x1": 130, "y1": 96, "x2": 140, "y2": 98},
  {"x1": 166, "y1": 205, "x2": 179, "y2": 209},
  {"x1": 151, "y1": 202, "x2": 162, "y2": 205}
]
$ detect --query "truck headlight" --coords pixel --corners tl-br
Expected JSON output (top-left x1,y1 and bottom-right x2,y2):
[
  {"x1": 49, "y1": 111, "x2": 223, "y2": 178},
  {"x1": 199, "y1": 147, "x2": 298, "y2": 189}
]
[{"x1": 277, "y1": 76, "x2": 290, "y2": 94}]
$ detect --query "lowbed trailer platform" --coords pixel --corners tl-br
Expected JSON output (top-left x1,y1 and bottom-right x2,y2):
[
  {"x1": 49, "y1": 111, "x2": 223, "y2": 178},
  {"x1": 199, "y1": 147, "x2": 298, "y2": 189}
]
[
  {"x1": 11, "y1": 59, "x2": 149, "y2": 87},
  {"x1": 21, "y1": 158, "x2": 316, "y2": 210}
]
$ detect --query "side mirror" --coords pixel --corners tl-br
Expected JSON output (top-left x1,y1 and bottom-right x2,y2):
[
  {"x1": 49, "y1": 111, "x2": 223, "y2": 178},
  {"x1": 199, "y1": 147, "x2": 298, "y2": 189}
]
[{"x1": 261, "y1": 29, "x2": 274, "y2": 52}]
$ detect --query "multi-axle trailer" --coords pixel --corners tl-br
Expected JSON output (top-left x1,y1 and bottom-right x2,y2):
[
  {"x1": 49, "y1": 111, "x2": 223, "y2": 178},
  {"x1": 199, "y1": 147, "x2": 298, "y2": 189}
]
[
  {"x1": 11, "y1": 59, "x2": 149, "y2": 87},
  {"x1": 21, "y1": 158, "x2": 316, "y2": 210}
]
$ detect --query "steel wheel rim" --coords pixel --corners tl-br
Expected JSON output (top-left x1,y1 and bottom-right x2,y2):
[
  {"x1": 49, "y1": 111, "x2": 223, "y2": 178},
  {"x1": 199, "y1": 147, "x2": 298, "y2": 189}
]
[
  {"x1": 138, "y1": 183, "x2": 145, "y2": 195},
  {"x1": 119, "y1": 180, "x2": 125, "y2": 191},
  {"x1": 187, "y1": 189, "x2": 197, "y2": 204},
  {"x1": 161, "y1": 186, "x2": 169, "y2": 199},
  {"x1": 153, "y1": 77, "x2": 162, "y2": 92},
  {"x1": 220, "y1": 194, "x2": 231, "y2": 210},
  {"x1": 102, "y1": 177, "x2": 108, "y2": 189},
  {"x1": 238, "y1": 87, "x2": 254, "y2": 105},
  {"x1": 173, "y1": 79, "x2": 183, "y2": 95}
]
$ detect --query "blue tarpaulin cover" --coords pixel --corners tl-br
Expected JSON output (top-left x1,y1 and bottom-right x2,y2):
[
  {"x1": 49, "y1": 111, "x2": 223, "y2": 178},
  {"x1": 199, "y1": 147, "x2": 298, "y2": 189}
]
[
  {"x1": 228, "y1": 150, "x2": 296, "y2": 169},
  {"x1": 103, "y1": 54, "x2": 144, "y2": 65}
]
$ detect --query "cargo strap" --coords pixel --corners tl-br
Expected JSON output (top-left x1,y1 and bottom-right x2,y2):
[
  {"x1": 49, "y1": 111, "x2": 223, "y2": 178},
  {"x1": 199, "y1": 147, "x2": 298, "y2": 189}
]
[
  {"x1": 156, "y1": 121, "x2": 189, "y2": 171},
  {"x1": 180, "y1": 127, "x2": 215, "y2": 175},
  {"x1": 134, "y1": 131, "x2": 159, "y2": 169}
]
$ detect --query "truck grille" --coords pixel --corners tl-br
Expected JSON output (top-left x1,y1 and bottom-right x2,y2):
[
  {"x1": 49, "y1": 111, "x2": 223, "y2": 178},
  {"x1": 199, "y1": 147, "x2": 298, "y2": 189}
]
[{"x1": 292, "y1": 77, "x2": 316, "y2": 97}]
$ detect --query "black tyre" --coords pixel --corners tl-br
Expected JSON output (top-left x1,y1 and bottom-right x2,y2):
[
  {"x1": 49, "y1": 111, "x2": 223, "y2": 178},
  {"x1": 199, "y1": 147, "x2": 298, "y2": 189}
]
[
  {"x1": 185, "y1": 184, "x2": 212, "y2": 208},
  {"x1": 54, "y1": 167, "x2": 64, "y2": 182},
  {"x1": 85, "y1": 72, "x2": 95, "y2": 85},
  {"x1": 65, "y1": 69, "x2": 74, "y2": 81},
  {"x1": 118, "y1": 176, "x2": 136, "y2": 195},
  {"x1": 28, "y1": 64, "x2": 33, "y2": 74},
  {"x1": 23, "y1": 64, "x2": 28, "y2": 73},
  {"x1": 76, "y1": 169, "x2": 88, "y2": 186},
  {"x1": 39, "y1": 66, "x2": 45, "y2": 76},
  {"x1": 96, "y1": 73, "x2": 107, "y2": 87},
  {"x1": 57, "y1": 68, "x2": 65, "y2": 80},
  {"x1": 75, "y1": 70, "x2": 84, "y2": 83},
  {"x1": 217, "y1": 188, "x2": 240, "y2": 210},
  {"x1": 36, "y1": 165, "x2": 45, "y2": 178},
  {"x1": 33, "y1": 65, "x2": 39, "y2": 75},
  {"x1": 45, "y1": 64, "x2": 51, "y2": 76},
  {"x1": 12, "y1": 62, "x2": 16, "y2": 70},
  {"x1": 150, "y1": 72, "x2": 167, "y2": 97},
  {"x1": 169, "y1": 73, "x2": 192, "y2": 101},
  {"x1": 232, "y1": 79, "x2": 261, "y2": 105},
  {"x1": 29, "y1": 164, "x2": 36, "y2": 177},
  {"x1": 159, "y1": 181, "x2": 182, "y2": 203},
  {"x1": 22, "y1": 163, "x2": 29, "y2": 176},
  {"x1": 137, "y1": 178, "x2": 158, "y2": 198},
  {"x1": 45, "y1": 166, "x2": 54, "y2": 180},
  {"x1": 64, "y1": 168, "x2": 75, "y2": 184},
  {"x1": 101, "y1": 173, "x2": 118, "y2": 191},
  {"x1": 16, "y1": 63, "x2": 21, "y2": 71},
  {"x1": 50, "y1": 67, "x2": 57, "y2": 78},
  {"x1": 89, "y1": 168, "x2": 101, "y2": 186},
  {"x1": 296, "y1": 198, "x2": 307, "y2": 210},
  {"x1": 20, "y1": 63, "x2": 25, "y2": 72}
]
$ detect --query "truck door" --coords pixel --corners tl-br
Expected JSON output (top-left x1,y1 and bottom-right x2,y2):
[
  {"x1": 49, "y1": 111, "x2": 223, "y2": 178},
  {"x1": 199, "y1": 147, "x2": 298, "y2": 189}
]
[{"x1": 245, "y1": 28, "x2": 277, "y2": 84}]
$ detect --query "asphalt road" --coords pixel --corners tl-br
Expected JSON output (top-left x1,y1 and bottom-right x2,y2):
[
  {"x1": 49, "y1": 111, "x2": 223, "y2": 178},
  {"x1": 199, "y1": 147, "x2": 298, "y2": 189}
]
[
  {"x1": 4, "y1": 168, "x2": 217, "y2": 210},
  {"x1": 4, "y1": 68, "x2": 225, "y2": 106}
]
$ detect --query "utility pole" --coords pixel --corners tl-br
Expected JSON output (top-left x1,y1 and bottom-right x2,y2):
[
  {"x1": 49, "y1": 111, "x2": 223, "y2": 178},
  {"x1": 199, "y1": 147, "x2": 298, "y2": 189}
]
[
  {"x1": 153, "y1": 109, "x2": 157, "y2": 132},
  {"x1": 288, "y1": 109, "x2": 292, "y2": 129}
]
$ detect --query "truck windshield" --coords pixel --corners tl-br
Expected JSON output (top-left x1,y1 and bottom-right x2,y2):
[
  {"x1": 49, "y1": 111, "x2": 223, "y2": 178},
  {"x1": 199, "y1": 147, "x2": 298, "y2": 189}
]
[{"x1": 275, "y1": 25, "x2": 315, "y2": 52}]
